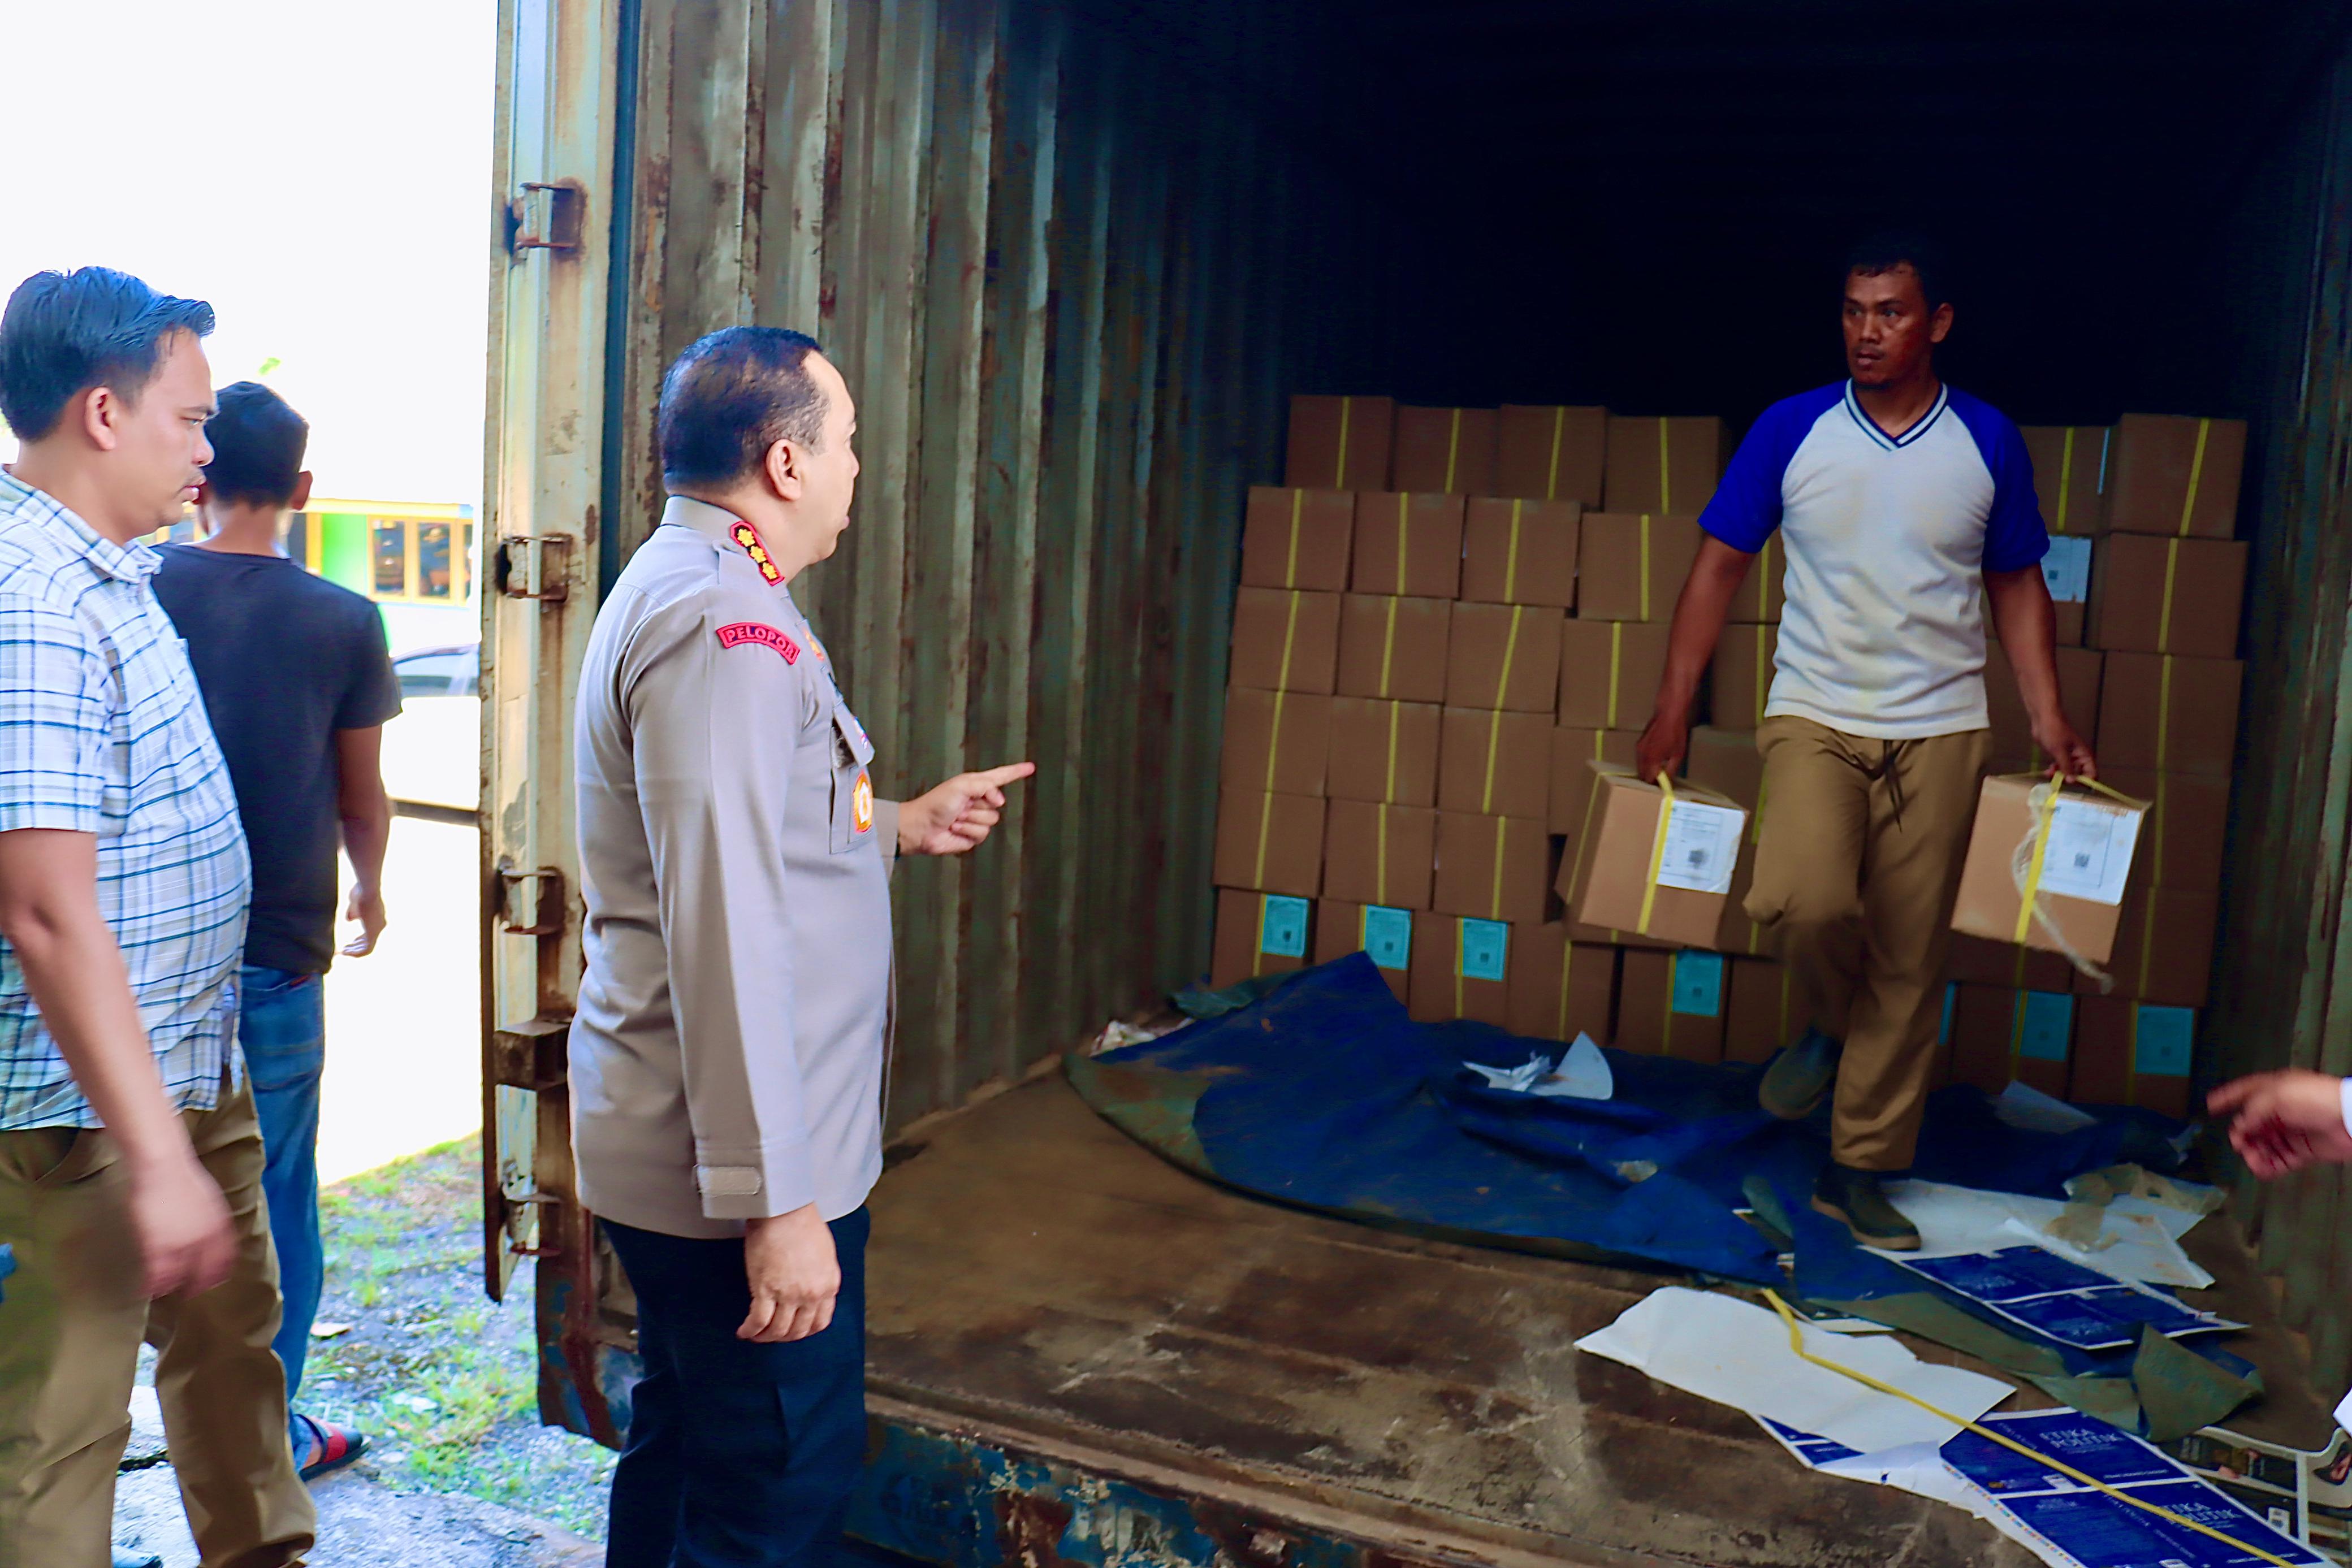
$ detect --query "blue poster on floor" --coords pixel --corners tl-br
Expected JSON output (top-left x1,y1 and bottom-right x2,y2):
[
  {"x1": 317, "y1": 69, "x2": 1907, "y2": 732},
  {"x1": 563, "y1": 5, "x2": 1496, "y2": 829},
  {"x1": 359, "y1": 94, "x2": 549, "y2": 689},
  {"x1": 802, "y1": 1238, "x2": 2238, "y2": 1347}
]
[{"x1": 1895, "y1": 1246, "x2": 2241, "y2": 1351}]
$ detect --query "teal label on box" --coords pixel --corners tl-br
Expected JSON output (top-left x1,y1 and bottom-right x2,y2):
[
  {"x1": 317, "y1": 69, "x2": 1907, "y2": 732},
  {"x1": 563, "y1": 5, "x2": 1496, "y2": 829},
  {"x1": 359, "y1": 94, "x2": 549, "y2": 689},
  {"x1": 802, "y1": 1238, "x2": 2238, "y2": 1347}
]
[
  {"x1": 1458, "y1": 919, "x2": 1508, "y2": 984},
  {"x1": 2134, "y1": 1006, "x2": 2195, "y2": 1077},
  {"x1": 1940, "y1": 982, "x2": 1957, "y2": 1046},
  {"x1": 2017, "y1": 990, "x2": 2074, "y2": 1062},
  {"x1": 1257, "y1": 895, "x2": 1308, "y2": 959},
  {"x1": 1672, "y1": 951, "x2": 1726, "y2": 1017},
  {"x1": 1361, "y1": 905, "x2": 1412, "y2": 971}
]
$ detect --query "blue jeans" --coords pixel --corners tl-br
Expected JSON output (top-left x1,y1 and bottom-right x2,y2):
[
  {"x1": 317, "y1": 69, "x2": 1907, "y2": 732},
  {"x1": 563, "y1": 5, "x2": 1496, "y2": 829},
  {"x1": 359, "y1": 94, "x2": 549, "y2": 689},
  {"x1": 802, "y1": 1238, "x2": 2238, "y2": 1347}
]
[
  {"x1": 602, "y1": 1209, "x2": 870, "y2": 1567},
  {"x1": 239, "y1": 964, "x2": 326, "y2": 1450}
]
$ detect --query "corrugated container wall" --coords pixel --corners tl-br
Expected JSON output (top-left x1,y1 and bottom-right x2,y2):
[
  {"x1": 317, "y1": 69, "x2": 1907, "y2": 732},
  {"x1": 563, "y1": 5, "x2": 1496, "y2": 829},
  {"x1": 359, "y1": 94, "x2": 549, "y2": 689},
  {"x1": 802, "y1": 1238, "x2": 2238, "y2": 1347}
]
[
  {"x1": 2212, "y1": 44, "x2": 2352, "y2": 1393},
  {"x1": 603, "y1": 0, "x2": 1391, "y2": 1127}
]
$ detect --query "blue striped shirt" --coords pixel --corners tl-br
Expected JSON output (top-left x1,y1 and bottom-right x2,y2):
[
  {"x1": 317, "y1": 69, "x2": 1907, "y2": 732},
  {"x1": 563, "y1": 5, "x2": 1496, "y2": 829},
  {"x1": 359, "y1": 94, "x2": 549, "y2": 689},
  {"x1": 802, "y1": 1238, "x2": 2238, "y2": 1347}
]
[{"x1": 0, "y1": 470, "x2": 251, "y2": 1129}]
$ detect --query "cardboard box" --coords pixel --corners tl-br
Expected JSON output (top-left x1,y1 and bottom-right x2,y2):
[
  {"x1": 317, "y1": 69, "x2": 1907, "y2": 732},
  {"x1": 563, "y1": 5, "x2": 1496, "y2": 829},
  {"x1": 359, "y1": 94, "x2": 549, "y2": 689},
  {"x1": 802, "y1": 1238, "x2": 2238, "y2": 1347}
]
[
  {"x1": 1495, "y1": 405, "x2": 1607, "y2": 507},
  {"x1": 1984, "y1": 643, "x2": 2103, "y2": 773},
  {"x1": 1709, "y1": 623, "x2": 1779, "y2": 733},
  {"x1": 1948, "y1": 984, "x2": 2076, "y2": 1097},
  {"x1": 1577, "y1": 512, "x2": 1704, "y2": 622},
  {"x1": 1617, "y1": 948, "x2": 1728, "y2": 1062},
  {"x1": 1218, "y1": 688, "x2": 1331, "y2": 800},
  {"x1": 1229, "y1": 587, "x2": 1341, "y2": 694},
  {"x1": 1212, "y1": 789, "x2": 1325, "y2": 898},
  {"x1": 1210, "y1": 888, "x2": 1313, "y2": 989},
  {"x1": 1460, "y1": 498, "x2": 1579, "y2": 609},
  {"x1": 2100, "y1": 768, "x2": 2229, "y2": 894},
  {"x1": 1328, "y1": 697, "x2": 1441, "y2": 807},
  {"x1": 1445, "y1": 602, "x2": 1564, "y2": 713},
  {"x1": 1602, "y1": 415, "x2": 1724, "y2": 515},
  {"x1": 1438, "y1": 707, "x2": 1551, "y2": 821},
  {"x1": 2079, "y1": 883, "x2": 2218, "y2": 1008},
  {"x1": 1335, "y1": 594, "x2": 1452, "y2": 704},
  {"x1": 1285, "y1": 394, "x2": 1393, "y2": 492},
  {"x1": 1240, "y1": 487, "x2": 1354, "y2": 593},
  {"x1": 2069, "y1": 997, "x2": 2196, "y2": 1118},
  {"x1": 1313, "y1": 898, "x2": 1412, "y2": 1003},
  {"x1": 1946, "y1": 932, "x2": 2076, "y2": 994},
  {"x1": 1351, "y1": 491, "x2": 1465, "y2": 599},
  {"x1": 1391, "y1": 405, "x2": 1498, "y2": 496},
  {"x1": 2020, "y1": 426, "x2": 2112, "y2": 537},
  {"x1": 1731, "y1": 532, "x2": 1787, "y2": 624},
  {"x1": 1951, "y1": 776, "x2": 2147, "y2": 967},
  {"x1": 1561, "y1": 765, "x2": 1748, "y2": 950},
  {"x1": 1550, "y1": 727, "x2": 1640, "y2": 835},
  {"x1": 1433, "y1": 811, "x2": 1550, "y2": 924},
  {"x1": 2105, "y1": 414, "x2": 2247, "y2": 540},
  {"x1": 2085, "y1": 535, "x2": 2248, "y2": 659},
  {"x1": 1408, "y1": 915, "x2": 1511, "y2": 1026},
  {"x1": 1724, "y1": 957, "x2": 1801, "y2": 1065},
  {"x1": 1558, "y1": 619, "x2": 1671, "y2": 730},
  {"x1": 1321, "y1": 800, "x2": 1437, "y2": 912},
  {"x1": 2095, "y1": 653, "x2": 2243, "y2": 776},
  {"x1": 1507, "y1": 926, "x2": 1619, "y2": 1043}
]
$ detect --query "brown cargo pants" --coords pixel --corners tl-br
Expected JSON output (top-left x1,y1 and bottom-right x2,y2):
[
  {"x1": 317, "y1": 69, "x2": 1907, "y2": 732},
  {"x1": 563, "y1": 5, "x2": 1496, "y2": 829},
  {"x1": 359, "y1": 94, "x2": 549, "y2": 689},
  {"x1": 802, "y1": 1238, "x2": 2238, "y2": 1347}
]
[
  {"x1": 0, "y1": 1079, "x2": 315, "y2": 1568},
  {"x1": 1745, "y1": 716, "x2": 1991, "y2": 1171}
]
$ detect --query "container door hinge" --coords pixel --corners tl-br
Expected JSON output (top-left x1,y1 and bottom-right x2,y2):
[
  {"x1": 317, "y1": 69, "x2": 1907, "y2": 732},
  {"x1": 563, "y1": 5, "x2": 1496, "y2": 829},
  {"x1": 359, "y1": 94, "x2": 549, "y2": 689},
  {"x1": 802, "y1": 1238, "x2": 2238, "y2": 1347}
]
[
  {"x1": 507, "y1": 181, "x2": 583, "y2": 257},
  {"x1": 498, "y1": 865, "x2": 567, "y2": 938},
  {"x1": 495, "y1": 533, "x2": 572, "y2": 603}
]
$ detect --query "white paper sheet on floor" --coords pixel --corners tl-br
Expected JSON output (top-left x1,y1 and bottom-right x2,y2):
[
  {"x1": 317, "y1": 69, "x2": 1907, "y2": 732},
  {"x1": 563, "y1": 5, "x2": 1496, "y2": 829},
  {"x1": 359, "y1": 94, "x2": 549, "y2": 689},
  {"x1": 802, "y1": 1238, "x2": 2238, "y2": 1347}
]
[
  {"x1": 1883, "y1": 1179, "x2": 2215, "y2": 1290},
  {"x1": 1574, "y1": 1286, "x2": 2013, "y2": 1454}
]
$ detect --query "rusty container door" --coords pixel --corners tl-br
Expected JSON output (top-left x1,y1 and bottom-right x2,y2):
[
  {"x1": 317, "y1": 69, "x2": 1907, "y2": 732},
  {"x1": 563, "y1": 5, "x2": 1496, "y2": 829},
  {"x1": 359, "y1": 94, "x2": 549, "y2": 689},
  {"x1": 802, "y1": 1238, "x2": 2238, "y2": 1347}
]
[{"x1": 482, "y1": 0, "x2": 1389, "y2": 1440}]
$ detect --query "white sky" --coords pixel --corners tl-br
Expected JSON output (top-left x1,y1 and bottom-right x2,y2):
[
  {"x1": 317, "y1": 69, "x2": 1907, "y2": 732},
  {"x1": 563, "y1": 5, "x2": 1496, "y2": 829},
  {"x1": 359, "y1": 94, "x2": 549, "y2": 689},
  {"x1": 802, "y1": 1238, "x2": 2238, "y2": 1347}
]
[{"x1": 0, "y1": 1, "x2": 496, "y2": 509}]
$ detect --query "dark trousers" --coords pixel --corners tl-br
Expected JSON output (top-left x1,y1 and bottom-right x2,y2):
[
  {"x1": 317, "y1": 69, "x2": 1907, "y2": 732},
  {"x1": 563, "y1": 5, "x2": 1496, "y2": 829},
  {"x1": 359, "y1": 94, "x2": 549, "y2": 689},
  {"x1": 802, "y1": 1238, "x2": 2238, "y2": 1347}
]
[{"x1": 602, "y1": 1208, "x2": 871, "y2": 1568}]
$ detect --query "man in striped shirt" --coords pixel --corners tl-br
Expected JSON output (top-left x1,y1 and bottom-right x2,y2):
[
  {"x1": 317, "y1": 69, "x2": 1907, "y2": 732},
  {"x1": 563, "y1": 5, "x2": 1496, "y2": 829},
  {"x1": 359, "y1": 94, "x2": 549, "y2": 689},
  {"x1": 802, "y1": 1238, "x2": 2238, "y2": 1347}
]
[{"x1": 0, "y1": 270, "x2": 313, "y2": 1566}]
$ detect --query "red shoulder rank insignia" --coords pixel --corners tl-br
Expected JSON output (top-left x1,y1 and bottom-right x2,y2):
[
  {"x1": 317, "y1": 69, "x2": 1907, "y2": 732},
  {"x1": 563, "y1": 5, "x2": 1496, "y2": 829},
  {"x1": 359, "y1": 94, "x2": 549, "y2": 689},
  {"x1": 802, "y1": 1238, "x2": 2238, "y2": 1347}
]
[
  {"x1": 715, "y1": 621, "x2": 799, "y2": 662},
  {"x1": 729, "y1": 520, "x2": 783, "y2": 584}
]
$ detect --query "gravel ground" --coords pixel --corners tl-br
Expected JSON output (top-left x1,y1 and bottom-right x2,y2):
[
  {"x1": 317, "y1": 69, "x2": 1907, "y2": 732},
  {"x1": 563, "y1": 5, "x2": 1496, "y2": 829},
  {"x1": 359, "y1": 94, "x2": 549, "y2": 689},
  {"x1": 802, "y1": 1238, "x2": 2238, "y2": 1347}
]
[{"x1": 132, "y1": 1135, "x2": 617, "y2": 1545}]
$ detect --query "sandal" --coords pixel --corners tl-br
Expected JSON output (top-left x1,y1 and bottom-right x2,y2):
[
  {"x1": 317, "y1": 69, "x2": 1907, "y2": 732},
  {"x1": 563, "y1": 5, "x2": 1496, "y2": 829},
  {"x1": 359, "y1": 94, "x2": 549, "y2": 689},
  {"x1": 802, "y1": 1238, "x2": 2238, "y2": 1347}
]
[{"x1": 294, "y1": 1413, "x2": 369, "y2": 1482}]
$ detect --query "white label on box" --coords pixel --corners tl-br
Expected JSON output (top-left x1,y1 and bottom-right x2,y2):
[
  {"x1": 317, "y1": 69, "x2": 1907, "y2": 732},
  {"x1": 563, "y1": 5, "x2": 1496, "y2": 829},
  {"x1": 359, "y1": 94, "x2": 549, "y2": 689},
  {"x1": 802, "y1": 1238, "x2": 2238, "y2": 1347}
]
[
  {"x1": 1655, "y1": 800, "x2": 1744, "y2": 895},
  {"x1": 2034, "y1": 796, "x2": 2141, "y2": 906},
  {"x1": 2041, "y1": 535, "x2": 2092, "y2": 603}
]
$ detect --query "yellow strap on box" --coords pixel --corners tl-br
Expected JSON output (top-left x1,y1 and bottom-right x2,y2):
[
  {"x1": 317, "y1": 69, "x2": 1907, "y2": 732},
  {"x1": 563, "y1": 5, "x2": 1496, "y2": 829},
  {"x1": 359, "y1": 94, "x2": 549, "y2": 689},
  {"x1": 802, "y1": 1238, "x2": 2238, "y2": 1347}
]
[
  {"x1": 2007, "y1": 991, "x2": 2026, "y2": 1077},
  {"x1": 2055, "y1": 427, "x2": 2076, "y2": 534},
  {"x1": 1504, "y1": 500, "x2": 1524, "y2": 602},
  {"x1": 1251, "y1": 787, "x2": 1277, "y2": 893},
  {"x1": 1333, "y1": 396, "x2": 1352, "y2": 489},
  {"x1": 1261, "y1": 688, "x2": 1287, "y2": 794},
  {"x1": 1374, "y1": 801, "x2": 1390, "y2": 907},
  {"x1": 2156, "y1": 655, "x2": 2173, "y2": 771},
  {"x1": 1568, "y1": 760, "x2": 1609, "y2": 912},
  {"x1": 1752, "y1": 622, "x2": 1770, "y2": 727},
  {"x1": 1657, "y1": 417, "x2": 1672, "y2": 513},
  {"x1": 1444, "y1": 408, "x2": 1462, "y2": 493},
  {"x1": 2136, "y1": 881, "x2": 2160, "y2": 1003},
  {"x1": 1394, "y1": 492, "x2": 1411, "y2": 596},
  {"x1": 1274, "y1": 590, "x2": 1302, "y2": 690},
  {"x1": 1251, "y1": 894, "x2": 1272, "y2": 978},
  {"x1": 1557, "y1": 937, "x2": 1575, "y2": 1038},
  {"x1": 1637, "y1": 775, "x2": 1676, "y2": 935},
  {"x1": 1489, "y1": 816, "x2": 1510, "y2": 920},
  {"x1": 1659, "y1": 948, "x2": 1677, "y2": 1056},
  {"x1": 1638, "y1": 513, "x2": 1654, "y2": 620},
  {"x1": 1454, "y1": 919, "x2": 1467, "y2": 1017},
  {"x1": 2157, "y1": 538, "x2": 2180, "y2": 655},
  {"x1": 1546, "y1": 408, "x2": 1566, "y2": 501},
  {"x1": 1377, "y1": 594, "x2": 1400, "y2": 698},
  {"x1": 1283, "y1": 488, "x2": 1303, "y2": 588},
  {"x1": 1491, "y1": 603, "x2": 1524, "y2": 709},
  {"x1": 2125, "y1": 1005, "x2": 2142, "y2": 1107},
  {"x1": 1753, "y1": 535, "x2": 1775, "y2": 618},
  {"x1": 1480, "y1": 710, "x2": 1503, "y2": 814},
  {"x1": 1382, "y1": 699, "x2": 1402, "y2": 802},
  {"x1": 2176, "y1": 417, "x2": 2210, "y2": 537},
  {"x1": 1606, "y1": 622, "x2": 1624, "y2": 729},
  {"x1": 2011, "y1": 782, "x2": 2061, "y2": 944}
]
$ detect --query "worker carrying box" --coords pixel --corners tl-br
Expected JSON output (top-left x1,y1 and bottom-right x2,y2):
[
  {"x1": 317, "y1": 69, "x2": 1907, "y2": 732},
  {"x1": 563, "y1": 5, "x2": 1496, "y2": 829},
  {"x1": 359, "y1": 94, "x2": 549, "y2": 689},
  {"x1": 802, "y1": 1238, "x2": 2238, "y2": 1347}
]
[
  {"x1": 1625, "y1": 233, "x2": 2095, "y2": 1253},
  {"x1": 1950, "y1": 774, "x2": 2148, "y2": 976}
]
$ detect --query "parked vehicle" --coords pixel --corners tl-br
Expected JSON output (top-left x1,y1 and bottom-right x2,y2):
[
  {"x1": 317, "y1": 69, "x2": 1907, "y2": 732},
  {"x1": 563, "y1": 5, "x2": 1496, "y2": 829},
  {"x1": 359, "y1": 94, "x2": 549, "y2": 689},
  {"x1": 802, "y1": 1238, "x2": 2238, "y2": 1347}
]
[{"x1": 382, "y1": 642, "x2": 478, "y2": 815}]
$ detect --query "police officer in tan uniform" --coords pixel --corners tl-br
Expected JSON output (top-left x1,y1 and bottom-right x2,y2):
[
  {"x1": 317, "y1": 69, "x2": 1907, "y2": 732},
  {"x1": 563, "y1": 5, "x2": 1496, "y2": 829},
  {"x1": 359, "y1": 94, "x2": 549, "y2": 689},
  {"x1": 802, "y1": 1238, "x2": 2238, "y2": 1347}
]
[{"x1": 572, "y1": 326, "x2": 1030, "y2": 1567}]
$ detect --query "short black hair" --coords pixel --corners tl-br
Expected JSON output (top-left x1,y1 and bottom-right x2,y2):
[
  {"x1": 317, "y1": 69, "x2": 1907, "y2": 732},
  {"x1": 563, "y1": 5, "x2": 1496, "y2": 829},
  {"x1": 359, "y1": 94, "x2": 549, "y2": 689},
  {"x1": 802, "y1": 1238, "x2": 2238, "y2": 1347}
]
[
  {"x1": 202, "y1": 382, "x2": 310, "y2": 506},
  {"x1": 1844, "y1": 232, "x2": 1950, "y2": 312},
  {"x1": 0, "y1": 267, "x2": 216, "y2": 441},
  {"x1": 658, "y1": 326, "x2": 828, "y2": 490}
]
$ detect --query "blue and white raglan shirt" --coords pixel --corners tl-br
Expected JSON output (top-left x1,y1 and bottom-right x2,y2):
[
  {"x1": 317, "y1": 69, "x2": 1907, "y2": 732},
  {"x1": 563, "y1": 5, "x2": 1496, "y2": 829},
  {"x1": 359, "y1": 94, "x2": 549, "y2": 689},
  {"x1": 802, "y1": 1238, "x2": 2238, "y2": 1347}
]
[{"x1": 1698, "y1": 380, "x2": 2048, "y2": 738}]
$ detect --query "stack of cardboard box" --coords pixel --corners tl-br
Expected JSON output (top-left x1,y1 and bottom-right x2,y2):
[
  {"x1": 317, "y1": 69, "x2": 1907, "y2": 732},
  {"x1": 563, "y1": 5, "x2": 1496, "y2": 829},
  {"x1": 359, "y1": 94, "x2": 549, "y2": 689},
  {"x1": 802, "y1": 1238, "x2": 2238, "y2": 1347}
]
[{"x1": 1947, "y1": 414, "x2": 2248, "y2": 1117}]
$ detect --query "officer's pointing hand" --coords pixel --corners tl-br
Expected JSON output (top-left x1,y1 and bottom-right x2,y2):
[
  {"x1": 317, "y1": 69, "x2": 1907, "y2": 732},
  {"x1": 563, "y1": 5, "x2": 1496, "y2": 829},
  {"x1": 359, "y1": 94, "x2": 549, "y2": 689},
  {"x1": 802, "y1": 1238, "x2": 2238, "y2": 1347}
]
[{"x1": 899, "y1": 761, "x2": 1036, "y2": 856}]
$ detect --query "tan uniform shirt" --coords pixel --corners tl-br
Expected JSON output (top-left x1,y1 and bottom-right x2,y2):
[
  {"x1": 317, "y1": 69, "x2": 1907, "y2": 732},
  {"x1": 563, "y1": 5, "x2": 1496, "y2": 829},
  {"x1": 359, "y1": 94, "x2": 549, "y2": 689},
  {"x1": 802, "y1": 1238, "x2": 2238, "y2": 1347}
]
[{"x1": 570, "y1": 495, "x2": 897, "y2": 1238}]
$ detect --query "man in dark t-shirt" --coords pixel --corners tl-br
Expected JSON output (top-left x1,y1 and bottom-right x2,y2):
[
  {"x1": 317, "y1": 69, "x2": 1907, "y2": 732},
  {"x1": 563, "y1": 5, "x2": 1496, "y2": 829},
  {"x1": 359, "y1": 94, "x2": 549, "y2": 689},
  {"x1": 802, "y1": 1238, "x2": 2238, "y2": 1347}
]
[{"x1": 151, "y1": 382, "x2": 400, "y2": 1482}]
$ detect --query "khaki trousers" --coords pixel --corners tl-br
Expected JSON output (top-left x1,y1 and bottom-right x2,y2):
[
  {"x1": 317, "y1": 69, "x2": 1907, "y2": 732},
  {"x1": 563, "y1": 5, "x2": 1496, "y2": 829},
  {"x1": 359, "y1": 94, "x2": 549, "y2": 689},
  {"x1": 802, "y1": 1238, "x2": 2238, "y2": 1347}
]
[
  {"x1": 1746, "y1": 716, "x2": 1991, "y2": 1170},
  {"x1": 0, "y1": 1081, "x2": 314, "y2": 1568}
]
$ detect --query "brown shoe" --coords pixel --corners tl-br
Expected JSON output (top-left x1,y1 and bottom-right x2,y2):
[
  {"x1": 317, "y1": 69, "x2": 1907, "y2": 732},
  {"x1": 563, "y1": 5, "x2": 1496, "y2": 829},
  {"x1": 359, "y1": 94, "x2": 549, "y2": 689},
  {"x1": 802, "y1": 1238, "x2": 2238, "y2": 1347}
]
[{"x1": 1811, "y1": 1163, "x2": 1921, "y2": 1251}]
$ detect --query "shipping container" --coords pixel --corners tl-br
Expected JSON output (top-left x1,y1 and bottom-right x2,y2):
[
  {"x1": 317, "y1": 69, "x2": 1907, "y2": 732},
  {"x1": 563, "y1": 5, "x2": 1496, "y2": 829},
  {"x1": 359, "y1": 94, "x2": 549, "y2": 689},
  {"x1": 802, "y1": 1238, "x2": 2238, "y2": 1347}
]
[{"x1": 482, "y1": 1, "x2": 2352, "y2": 1561}]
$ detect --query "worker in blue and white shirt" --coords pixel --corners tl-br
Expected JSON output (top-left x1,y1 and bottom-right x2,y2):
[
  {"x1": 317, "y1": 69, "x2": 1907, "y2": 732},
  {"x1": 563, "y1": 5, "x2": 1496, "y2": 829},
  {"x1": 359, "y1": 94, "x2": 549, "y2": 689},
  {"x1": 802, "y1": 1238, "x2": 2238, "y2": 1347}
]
[
  {"x1": 0, "y1": 269, "x2": 313, "y2": 1567},
  {"x1": 1635, "y1": 235, "x2": 2095, "y2": 1253}
]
